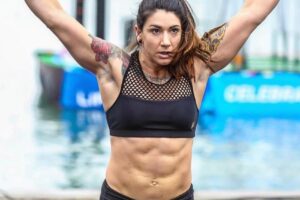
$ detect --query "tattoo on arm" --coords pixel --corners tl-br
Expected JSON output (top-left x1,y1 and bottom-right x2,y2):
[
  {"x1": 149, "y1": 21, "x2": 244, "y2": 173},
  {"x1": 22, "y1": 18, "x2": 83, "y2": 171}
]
[
  {"x1": 90, "y1": 34, "x2": 130, "y2": 77},
  {"x1": 90, "y1": 34, "x2": 130, "y2": 67},
  {"x1": 202, "y1": 23, "x2": 228, "y2": 54}
]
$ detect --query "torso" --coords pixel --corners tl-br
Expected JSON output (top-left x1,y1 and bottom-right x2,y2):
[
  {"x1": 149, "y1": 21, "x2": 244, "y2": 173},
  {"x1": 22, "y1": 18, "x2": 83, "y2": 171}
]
[
  {"x1": 107, "y1": 137, "x2": 193, "y2": 199},
  {"x1": 95, "y1": 51, "x2": 210, "y2": 200}
]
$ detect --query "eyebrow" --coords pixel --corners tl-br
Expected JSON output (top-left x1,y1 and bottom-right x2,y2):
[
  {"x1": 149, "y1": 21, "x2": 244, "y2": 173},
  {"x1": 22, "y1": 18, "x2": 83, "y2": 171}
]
[{"x1": 149, "y1": 25, "x2": 181, "y2": 29}]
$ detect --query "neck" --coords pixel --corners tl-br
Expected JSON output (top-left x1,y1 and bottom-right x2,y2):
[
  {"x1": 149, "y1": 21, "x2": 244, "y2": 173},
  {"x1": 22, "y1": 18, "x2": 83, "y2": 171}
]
[
  {"x1": 138, "y1": 50, "x2": 170, "y2": 80},
  {"x1": 142, "y1": 70, "x2": 171, "y2": 85}
]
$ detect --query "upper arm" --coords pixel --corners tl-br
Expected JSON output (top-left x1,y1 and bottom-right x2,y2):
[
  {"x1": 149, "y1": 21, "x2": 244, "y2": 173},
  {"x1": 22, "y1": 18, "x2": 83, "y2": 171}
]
[
  {"x1": 41, "y1": 9, "x2": 130, "y2": 75},
  {"x1": 202, "y1": 12, "x2": 257, "y2": 74},
  {"x1": 25, "y1": 0, "x2": 131, "y2": 76},
  {"x1": 201, "y1": 0, "x2": 279, "y2": 74}
]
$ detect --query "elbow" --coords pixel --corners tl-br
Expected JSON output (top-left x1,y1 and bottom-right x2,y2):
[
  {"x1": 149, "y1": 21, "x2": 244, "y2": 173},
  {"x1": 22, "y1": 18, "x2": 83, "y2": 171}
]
[
  {"x1": 250, "y1": 14, "x2": 264, "y2": 27},
  {"x1": 242, "y1": 1, "x2": 279, "y2": 26},
  {"x1": 25, "y1": 0, "x2": 64, "y2": 30},
  {"x1": 241, "y1": 10, "x2": 264, "y2": 29},
  {"x1": 44, "y1": 11, "x2": 60, "y2": 30}
]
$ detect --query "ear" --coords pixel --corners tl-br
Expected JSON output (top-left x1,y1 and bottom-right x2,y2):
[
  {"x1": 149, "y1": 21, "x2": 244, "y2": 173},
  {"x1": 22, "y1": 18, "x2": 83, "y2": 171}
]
[{"x1": 135, "y1": 25, "x2": 142, "y2": 43}]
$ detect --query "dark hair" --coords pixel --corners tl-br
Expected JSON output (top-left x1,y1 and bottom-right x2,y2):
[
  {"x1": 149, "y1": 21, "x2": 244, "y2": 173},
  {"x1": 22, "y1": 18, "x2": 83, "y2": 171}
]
[{"x1": 127, "y1": 0, "x2": 210, "y2": 79}]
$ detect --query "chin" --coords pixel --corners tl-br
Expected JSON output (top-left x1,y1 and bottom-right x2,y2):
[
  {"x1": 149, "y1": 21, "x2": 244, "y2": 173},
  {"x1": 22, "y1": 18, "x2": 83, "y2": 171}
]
[
  {"x1": 157, "y1": 59, "x2": 173, "y2": 66},
  {"x1": 157, "y1": 62, "x2": 172, "y2": 67}
]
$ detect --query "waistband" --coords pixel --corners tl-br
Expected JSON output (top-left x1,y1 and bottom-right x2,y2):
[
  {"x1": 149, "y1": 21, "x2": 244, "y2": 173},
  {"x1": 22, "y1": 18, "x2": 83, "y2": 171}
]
[{"x1": 100, "y1": 180, "x2": 194, "y2": 200}]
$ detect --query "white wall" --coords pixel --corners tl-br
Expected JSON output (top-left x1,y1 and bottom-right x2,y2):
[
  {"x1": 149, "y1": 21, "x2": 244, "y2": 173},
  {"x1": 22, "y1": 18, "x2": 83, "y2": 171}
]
[
  {"x1": 105, "y1": 0, "x2": 140, "y2": 46},
  {"x1": 1, "y1": 0, "x2": 297, "y2": 108},
  {"x1": 0, "y1": 1, "x2": 73, "y2": 111},
  {"x1": 105, "y1": 0, "x2": 297, "y2": 58}
]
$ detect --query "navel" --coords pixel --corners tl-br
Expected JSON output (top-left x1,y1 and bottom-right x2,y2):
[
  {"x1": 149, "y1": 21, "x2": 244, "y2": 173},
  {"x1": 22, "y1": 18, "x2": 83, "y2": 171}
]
[{"x1": 150, "y1": 180, "x2": 159, "y2": 187}]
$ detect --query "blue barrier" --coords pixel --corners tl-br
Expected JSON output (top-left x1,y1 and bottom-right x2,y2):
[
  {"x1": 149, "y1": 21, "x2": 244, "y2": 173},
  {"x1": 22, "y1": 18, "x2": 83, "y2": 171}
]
[
  {"x1": 60, "y1": 68, "x2": 103, "y2": 109},
  {"x1": 59, "y1": 64, "x2": 300, "y2": 117},
  {"x1": 201, "y1": 72, "x2": 300, "y2": 117}
]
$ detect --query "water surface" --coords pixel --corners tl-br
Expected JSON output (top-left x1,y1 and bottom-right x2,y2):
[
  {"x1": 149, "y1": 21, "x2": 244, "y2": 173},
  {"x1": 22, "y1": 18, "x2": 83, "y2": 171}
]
[{"x1": 1, "y1": 103, "x2": 300, "y2": 191}]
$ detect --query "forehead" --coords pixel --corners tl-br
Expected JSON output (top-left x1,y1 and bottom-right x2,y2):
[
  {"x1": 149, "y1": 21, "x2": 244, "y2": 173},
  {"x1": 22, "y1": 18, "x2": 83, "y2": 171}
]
[{"x1": 144, "y1": 9, "x2": 181, "y2": 28}]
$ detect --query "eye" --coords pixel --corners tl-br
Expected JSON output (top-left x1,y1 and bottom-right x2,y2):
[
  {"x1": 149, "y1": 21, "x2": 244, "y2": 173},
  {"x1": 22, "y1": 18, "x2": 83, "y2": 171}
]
[
  {"x1": 150, "y1": 28, "x2": 160, "y2": 35},
  {"x1": 170, "y1": 28, "x2": 180, "y2": 34},
  {"x1": 171, "y1": 28, "x2": 179, "y2": 33}
]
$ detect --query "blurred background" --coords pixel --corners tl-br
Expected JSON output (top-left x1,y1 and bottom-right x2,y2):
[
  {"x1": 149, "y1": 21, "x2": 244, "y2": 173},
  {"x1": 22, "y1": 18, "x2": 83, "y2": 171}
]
[{"x1": 1, "y1": 0, "x2": 300, "y2": 197}]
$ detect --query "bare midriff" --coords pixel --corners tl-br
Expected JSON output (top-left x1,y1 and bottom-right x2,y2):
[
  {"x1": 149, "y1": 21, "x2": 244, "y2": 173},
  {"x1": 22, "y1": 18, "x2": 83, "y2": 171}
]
[{"x1": 105, "y1": 136, "x2": 193, "y2": 200}]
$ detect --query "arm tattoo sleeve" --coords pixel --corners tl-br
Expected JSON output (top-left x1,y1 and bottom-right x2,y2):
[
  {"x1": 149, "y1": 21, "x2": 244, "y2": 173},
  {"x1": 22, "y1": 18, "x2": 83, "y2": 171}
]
[{"x1": 201, "y1": 23, "x2": 228, "y2": 55}]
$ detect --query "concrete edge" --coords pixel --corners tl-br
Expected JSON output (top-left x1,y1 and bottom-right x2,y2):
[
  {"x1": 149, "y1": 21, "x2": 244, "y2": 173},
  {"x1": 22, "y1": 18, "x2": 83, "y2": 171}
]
[
  {"x1": 194, "y1": 191, "x2": 300, "y2": 199},
  {"x1": 1, "y1": 190, "x2": 300, "y2": 200}
]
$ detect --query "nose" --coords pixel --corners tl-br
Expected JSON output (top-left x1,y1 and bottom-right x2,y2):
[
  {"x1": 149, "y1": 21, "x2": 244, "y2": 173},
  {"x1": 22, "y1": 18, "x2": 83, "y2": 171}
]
[{"x1": 161, "y1": 32, "x2": 171, "y2": 47}]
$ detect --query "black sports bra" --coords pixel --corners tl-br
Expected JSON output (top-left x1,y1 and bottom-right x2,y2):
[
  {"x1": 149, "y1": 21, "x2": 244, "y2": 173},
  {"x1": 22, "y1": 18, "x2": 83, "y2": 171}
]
[{"x1": 105, "y1": 50, "x2": 199, "y2": 138}]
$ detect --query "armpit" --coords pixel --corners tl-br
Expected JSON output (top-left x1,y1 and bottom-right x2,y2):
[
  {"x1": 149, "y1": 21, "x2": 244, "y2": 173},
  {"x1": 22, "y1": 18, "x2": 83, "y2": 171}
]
[{"x1": 201, "y1": 23, "x2": 228, "y2": 55}]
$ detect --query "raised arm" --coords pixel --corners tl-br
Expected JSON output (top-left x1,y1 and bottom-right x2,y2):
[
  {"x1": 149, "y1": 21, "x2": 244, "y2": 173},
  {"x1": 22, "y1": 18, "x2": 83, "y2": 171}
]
[
  {"x1": 201, "y1": 0, "x2": 279, "y2": 74},
  {"x1": 25, "y1": 0, "x2": 129, "y2": 75}
]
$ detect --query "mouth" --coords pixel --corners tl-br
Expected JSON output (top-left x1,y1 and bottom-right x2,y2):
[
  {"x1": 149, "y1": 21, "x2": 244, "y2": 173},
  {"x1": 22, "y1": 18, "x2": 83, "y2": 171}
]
[{"x1": 157, "y1": 51, "x2": 173, "y2": 59}]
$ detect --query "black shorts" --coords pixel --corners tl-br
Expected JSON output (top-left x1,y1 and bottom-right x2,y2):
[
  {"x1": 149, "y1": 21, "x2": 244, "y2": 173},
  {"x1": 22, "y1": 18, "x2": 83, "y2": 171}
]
[{"x1": 100, "y1": 180, "x2": 194, "y2": 200}]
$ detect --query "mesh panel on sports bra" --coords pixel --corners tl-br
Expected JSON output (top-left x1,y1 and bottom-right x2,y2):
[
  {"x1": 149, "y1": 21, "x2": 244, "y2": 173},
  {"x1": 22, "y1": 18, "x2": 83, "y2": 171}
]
[{"x1": 121, "y1": 51, "x2": 193, "y2": 101}]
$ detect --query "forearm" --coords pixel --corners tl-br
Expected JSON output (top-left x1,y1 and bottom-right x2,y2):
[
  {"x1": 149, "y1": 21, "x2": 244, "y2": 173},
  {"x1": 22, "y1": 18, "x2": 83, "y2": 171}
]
[
  {"x1": 25, "y1": 0, "x2": 64, "y2": 28},
  {"x1": 241, "y1": 0, "x2": 280, "y2": 25}
]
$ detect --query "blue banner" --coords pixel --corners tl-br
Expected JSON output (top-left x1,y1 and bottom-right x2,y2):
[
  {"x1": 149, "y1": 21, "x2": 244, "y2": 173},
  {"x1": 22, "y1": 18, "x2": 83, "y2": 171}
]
[
  {"x1": 60, "y1": 68, "x2": 103, "y2": 109},
  {"x1": 201, "y1": 72, "x2": 300, "y2": 117}
]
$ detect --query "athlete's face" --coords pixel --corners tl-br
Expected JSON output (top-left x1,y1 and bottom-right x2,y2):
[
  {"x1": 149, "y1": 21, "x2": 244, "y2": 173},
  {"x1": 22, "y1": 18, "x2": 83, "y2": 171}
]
[{"x1": 136, "y1": 9, "x2": 182, "y2": 67}]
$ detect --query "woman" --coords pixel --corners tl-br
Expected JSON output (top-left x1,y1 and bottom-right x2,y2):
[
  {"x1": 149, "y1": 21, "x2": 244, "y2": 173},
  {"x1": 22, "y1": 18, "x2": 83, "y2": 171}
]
[{"x1": 25, "y1": 0, "x2": 279, "y2": 199}]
